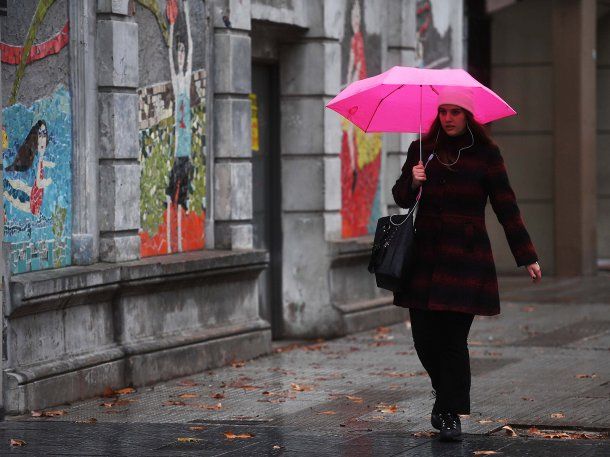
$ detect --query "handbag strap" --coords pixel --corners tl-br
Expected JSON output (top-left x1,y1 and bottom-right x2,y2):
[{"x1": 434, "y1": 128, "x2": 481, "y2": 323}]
[{"x1": 389, "y1": 153, "x2": 434, "y2": 226}]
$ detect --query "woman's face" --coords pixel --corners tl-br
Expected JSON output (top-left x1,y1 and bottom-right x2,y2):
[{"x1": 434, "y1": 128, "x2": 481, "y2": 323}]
[
  {"x1": 37, "y1": 124, "x2": 48, "y2": 153},
  {"x1": 438, "y1": 104, "x2": 466, "y2": 136}
]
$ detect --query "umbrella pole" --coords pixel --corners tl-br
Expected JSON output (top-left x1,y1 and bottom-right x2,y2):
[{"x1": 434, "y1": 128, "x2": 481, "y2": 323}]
[{"x1": 419, "y1": 84, "x2": 422, "y2": 162}]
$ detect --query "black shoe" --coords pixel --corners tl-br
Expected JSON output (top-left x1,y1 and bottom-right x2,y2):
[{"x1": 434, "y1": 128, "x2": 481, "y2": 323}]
[
  {"x1": 438, "y1": 412, "x2": 462, "y2": 442},
  {"x1": 431, "y1": 411, "x2": 442, "y2": 430},
  {"x1": 430, "y1": 391, "x2": 442, "y2": 430}
]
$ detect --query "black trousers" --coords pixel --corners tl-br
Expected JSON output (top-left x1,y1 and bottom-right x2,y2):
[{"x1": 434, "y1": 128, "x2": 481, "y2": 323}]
[{"x1": 409, "y1": 308, "x2": 475, "y2": 415}]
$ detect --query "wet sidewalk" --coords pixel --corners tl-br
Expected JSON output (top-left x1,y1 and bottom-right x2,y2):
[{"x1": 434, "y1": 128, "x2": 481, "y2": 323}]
[{"x1": 3, "y1": 275, "x2": 610, "y2": 456}]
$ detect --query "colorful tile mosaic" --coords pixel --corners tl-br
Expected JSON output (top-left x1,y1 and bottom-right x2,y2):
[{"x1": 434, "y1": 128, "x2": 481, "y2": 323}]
[{"x1": 2, "y1": 85, "x2": 73, "y2": 274}]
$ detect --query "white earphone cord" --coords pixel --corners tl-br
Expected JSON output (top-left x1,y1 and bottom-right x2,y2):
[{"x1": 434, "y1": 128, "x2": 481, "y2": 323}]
[{"x1": 433, "y1": 123, "x2": 475, "y2": 167}]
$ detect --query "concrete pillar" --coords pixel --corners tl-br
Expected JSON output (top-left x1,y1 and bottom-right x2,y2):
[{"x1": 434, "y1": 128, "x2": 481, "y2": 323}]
[
  {"x1": 70, "y1": 0, "x2": 99, "y2": 264},
  {"x1": 97, "y1": 1, "x2": 141, "y2": 262},
  {"x1": 386, "y1": 0, "x2": 418, "y2": 215},
  {"x1": 212, "y1": 0, "x2": 254, "y2": 249},
  {"x1": 552, "y1": 0, "x2": 597, "y2": 275}
]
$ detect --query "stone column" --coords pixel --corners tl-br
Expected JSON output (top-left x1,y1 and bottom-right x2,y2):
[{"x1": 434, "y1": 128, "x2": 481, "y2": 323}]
[
  {"x1": 70, "y1": 0, "x2": 99, "y2": 264},
  {"x1": 211, "y1": 0, "x2": 254, "y2": 249},
  {"x1": 386, "y1": 0, "x2": 418, "y2": 215},
  {"x1": 97, "y1": 1, "x2": 141, "y2": 262},
  {"x1": 552, "y1": 0, "x2": 597, "y2": 275}
]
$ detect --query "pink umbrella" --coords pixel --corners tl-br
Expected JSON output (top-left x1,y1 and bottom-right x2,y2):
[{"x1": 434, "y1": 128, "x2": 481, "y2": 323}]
[{"x1": 326, "y1": 66, "x2": 516, "y2": 160}]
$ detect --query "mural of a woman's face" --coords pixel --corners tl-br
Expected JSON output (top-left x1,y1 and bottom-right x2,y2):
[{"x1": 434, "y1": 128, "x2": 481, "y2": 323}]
[
  {"x1": 37, "y1": 123, "x2": 48, "y2": 154},
  {"x1": 351, "y1": 1, "x2": 361, "y2": 34},
  {"x1": 177, "y1": 41, "x2": 186, "y2": 73}
]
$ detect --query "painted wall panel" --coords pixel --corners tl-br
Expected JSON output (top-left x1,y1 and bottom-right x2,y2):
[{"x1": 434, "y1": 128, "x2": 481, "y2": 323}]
[{"x1": 136, "y1": 0, "x2": 208, "y2": 256}]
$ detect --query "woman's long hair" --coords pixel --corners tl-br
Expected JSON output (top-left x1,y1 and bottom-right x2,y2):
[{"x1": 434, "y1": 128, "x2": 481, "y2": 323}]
[{"x1": 421, "y1": 110, "x2": 496, "y2": 159}]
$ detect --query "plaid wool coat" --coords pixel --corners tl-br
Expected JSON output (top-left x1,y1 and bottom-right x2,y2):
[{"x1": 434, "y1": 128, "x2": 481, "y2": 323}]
[{"x1": 392, "y1": 139, "x2": 538, "y2": 316}]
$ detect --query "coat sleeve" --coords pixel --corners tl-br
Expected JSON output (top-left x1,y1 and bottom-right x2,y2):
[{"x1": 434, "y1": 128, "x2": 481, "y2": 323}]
[
  {"x1": 392, "y1": 141, "x2": 420, "y2": 209},
  {"x1": 483, "y1": 146, "x2": 538, "y2": 267}
]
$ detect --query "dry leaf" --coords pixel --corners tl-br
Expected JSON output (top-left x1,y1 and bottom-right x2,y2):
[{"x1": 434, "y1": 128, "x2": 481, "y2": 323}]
[
  {"x1": 317, "y1": 410, "x2": 337, "y2": 415},
  {"x1": 521, "y1": 397, "x2": 534, "y2": 402},
  {"x1": 290, "y1": 383, "x2": 313, "y2": 392},
  {"x1": 551, "y1": 412, "x2": 565, "y2": 419},
  {"x1": 177, "y1": 379, "x2": 198, "y2": 387},
  {"x1": 231, "y1": 360, "x2": 246, "y2": 368},
  {"x1": 114, "y1": 387, "x2": 135, "y2": 395},
  {"x1": 575, "y1": 374, "x2": 596, "y2": 379},
  {"x1": 302, "y1": 343, "x2": 326, "y2": 351},
  {"x1": 502, "y1": 425, "x2": 518, "y2": 437},
  {"x1": 30, "y1": 410, "x2": 43, "y2": 417},
  {"x1": 411, "y1": 431, "x2": 436, "y2": 437},
  {"x1": 189, "y1": 426, "x2": 206, "y2": 431},
  {"x1": 376, "y1": 326, "x2": 391, "y2": 334},
  {"x1": 211, "y1": 393, "x2": 225, "y2": 399},
  {"x1": 163, "y1": 400, "x2": 187, "y2": 406},
  {"x1": 369, "y1": 341, "x2": 397, "y2": 347},
  {"x1": 178, "y1": 393, "x2": 199, "y2": 399},
  {"x1": 41, "y1": 410, "x2": 66, "y2": 417},
  {"x1": 102, "y1": 386, "x2": 116, "y2": 398},
  {"x1": 477, "y1": 419, "x2": 494, "y2": 424},
  {"x1": 201, "y1": 402, "x2": 222, "y2": 411},
  {"x1": 473, "y1": 452, "x2": 499, "y2": 456},
  {"x1": 224, "y1": 431, "x2": 255, "y2": 439},
  {"x1": 177, "y1": 437, "x2": 203, "y2": 443},
  {"x1": 272, "y1": 444, "x2": 283, "y2": 450},
  {"x1": 376, "y1": 403, "x2": 398, "y2": 413},
  {"x1": 9, "y1": 439, "x2": 26, "y2": 447},
  {"x1": 346, "y1": 395, "x2": 363, "y2": 403}
]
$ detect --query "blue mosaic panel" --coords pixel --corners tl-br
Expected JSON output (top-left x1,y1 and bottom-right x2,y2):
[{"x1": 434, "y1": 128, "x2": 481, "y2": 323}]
[{"x1": 2, "y1": 85, "x2": 72, "y2": 274}]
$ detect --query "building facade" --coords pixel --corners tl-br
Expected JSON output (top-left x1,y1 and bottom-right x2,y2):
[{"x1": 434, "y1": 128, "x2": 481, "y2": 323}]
[{"x1": 0, "y1": 0, "x2": 604, "y2": 415}]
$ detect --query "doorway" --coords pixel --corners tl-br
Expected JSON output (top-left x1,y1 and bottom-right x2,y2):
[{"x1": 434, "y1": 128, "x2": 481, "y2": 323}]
[{"x1": 251, "y1": 62, "x2": 283, "y2": 338}]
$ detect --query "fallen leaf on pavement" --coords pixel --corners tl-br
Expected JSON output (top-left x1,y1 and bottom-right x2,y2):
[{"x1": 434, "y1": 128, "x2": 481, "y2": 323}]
[
  {"x1": 502, "y1": 425, "x2": 518, "y2": 437},
  {"x1": 521, "y1": 397, "x2": 534, "y2": 402},
  {"x1": 411, "y1": 431, "x2": 436, "y2": 437},
  {"x1": 102, "y1": 386, "x2": 115, "y2": 398},
  {"x1": 317, "y1": 410, "x2": 337, "y2": 415},
  {"x1": 575, "y1": 374, "x2": 597, "y2": 379},
  {"x1": 477, "y1": 419, "x2": 494, "y2": 424},
  {"x1": 163, "y1": 400, "x2": 187, "y2": 407},
  {"x1": 30, "y1": 410, "x2": 43, "y2": 417},
  {"x1": 178, "y1": 393, "x2": 199, "y2": 399},
  {"x1": 177, "y1": 379, "x2": 198, "y2": 387},
  {"x1": 551, "y1": 412, "x2": 565, "y2": 419},
  {"x1": 346, "y1": 395, "x2": 363, "y2": 403},
  {"x1": 39, "y1": 410, "x2": 67, "y2": 417},
  {"x1": 9, "y1": 439, "x2": 26, "y2": 446},
  {"x1": 114, "y1": 387, "x2": 136, "y2": 395},
  {"x1": 189, "y1": 426, "x2": 206, "y2": 431},
  {"x1": 177, "y1": 437, "x2": 203, "y2": 443},
  {"x1": 290, "y1": 383, "x2": 313, "y2": 392},
  {"x1": 224, "y1": 431, "x2": 254, "y2": 439},
  {"x1": 376, "y1": 403, "x2": 398, "y2": 414},
  {"x1": 369, "y1": 341, "x2": 397, "y2": 347},
  {"x1": 231, "y1": 360, "x2": 246, "y2": 368},
  {"x1": 211, "y1": 393, "x2": 225, "y2": 399},
  {"x1": 200, "y1": 402, "x2": 222, "y2": 411},
  {"x1": 272, "y1": 444, "x2": 283, "y2": 450},
  {"x1": 302, "y1": 343, "x2": 326, "y2": 351},
  {"x1": 473, "y1": 452, "x2": 499, "y2": 456},
  {"x1": 375, "y1": 326, "x2": 391, "y2": 335}
]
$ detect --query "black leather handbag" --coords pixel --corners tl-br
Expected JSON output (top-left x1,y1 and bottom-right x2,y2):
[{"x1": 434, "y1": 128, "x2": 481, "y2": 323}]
[{"x1": 368, "y1": 190, "x2": 421, "y2": 292}]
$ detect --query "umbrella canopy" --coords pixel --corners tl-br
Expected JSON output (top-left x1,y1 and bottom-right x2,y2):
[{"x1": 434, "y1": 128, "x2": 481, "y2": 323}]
[{"x1": 326, "y1": 66, "x2": 516, "y2": 134}]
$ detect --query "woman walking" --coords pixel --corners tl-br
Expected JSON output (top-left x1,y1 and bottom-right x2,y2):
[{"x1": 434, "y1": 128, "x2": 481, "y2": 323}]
[{"x1": 391, "y1": 87, "x2": 542, "y2": 442}]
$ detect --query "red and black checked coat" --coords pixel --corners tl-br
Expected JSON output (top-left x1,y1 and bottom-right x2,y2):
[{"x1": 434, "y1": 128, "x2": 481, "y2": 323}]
[{"x1": 392, "y1": 140, "x2": 538, "y2": 316}]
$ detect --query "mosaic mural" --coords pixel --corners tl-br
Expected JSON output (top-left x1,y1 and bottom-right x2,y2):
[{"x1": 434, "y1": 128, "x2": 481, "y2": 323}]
[
  {"x1": 340, "y1": 0, "x2": 383, "y2": 238},
  {"x1": 416, "y1": 0, "x2": 453, "y2": 68},
  {"x1": 137, "y1": 0, "x2": 207, "y2": 256},
  {"x1": 2, "y1": 0, "x2": 72, "y2": 274}
]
